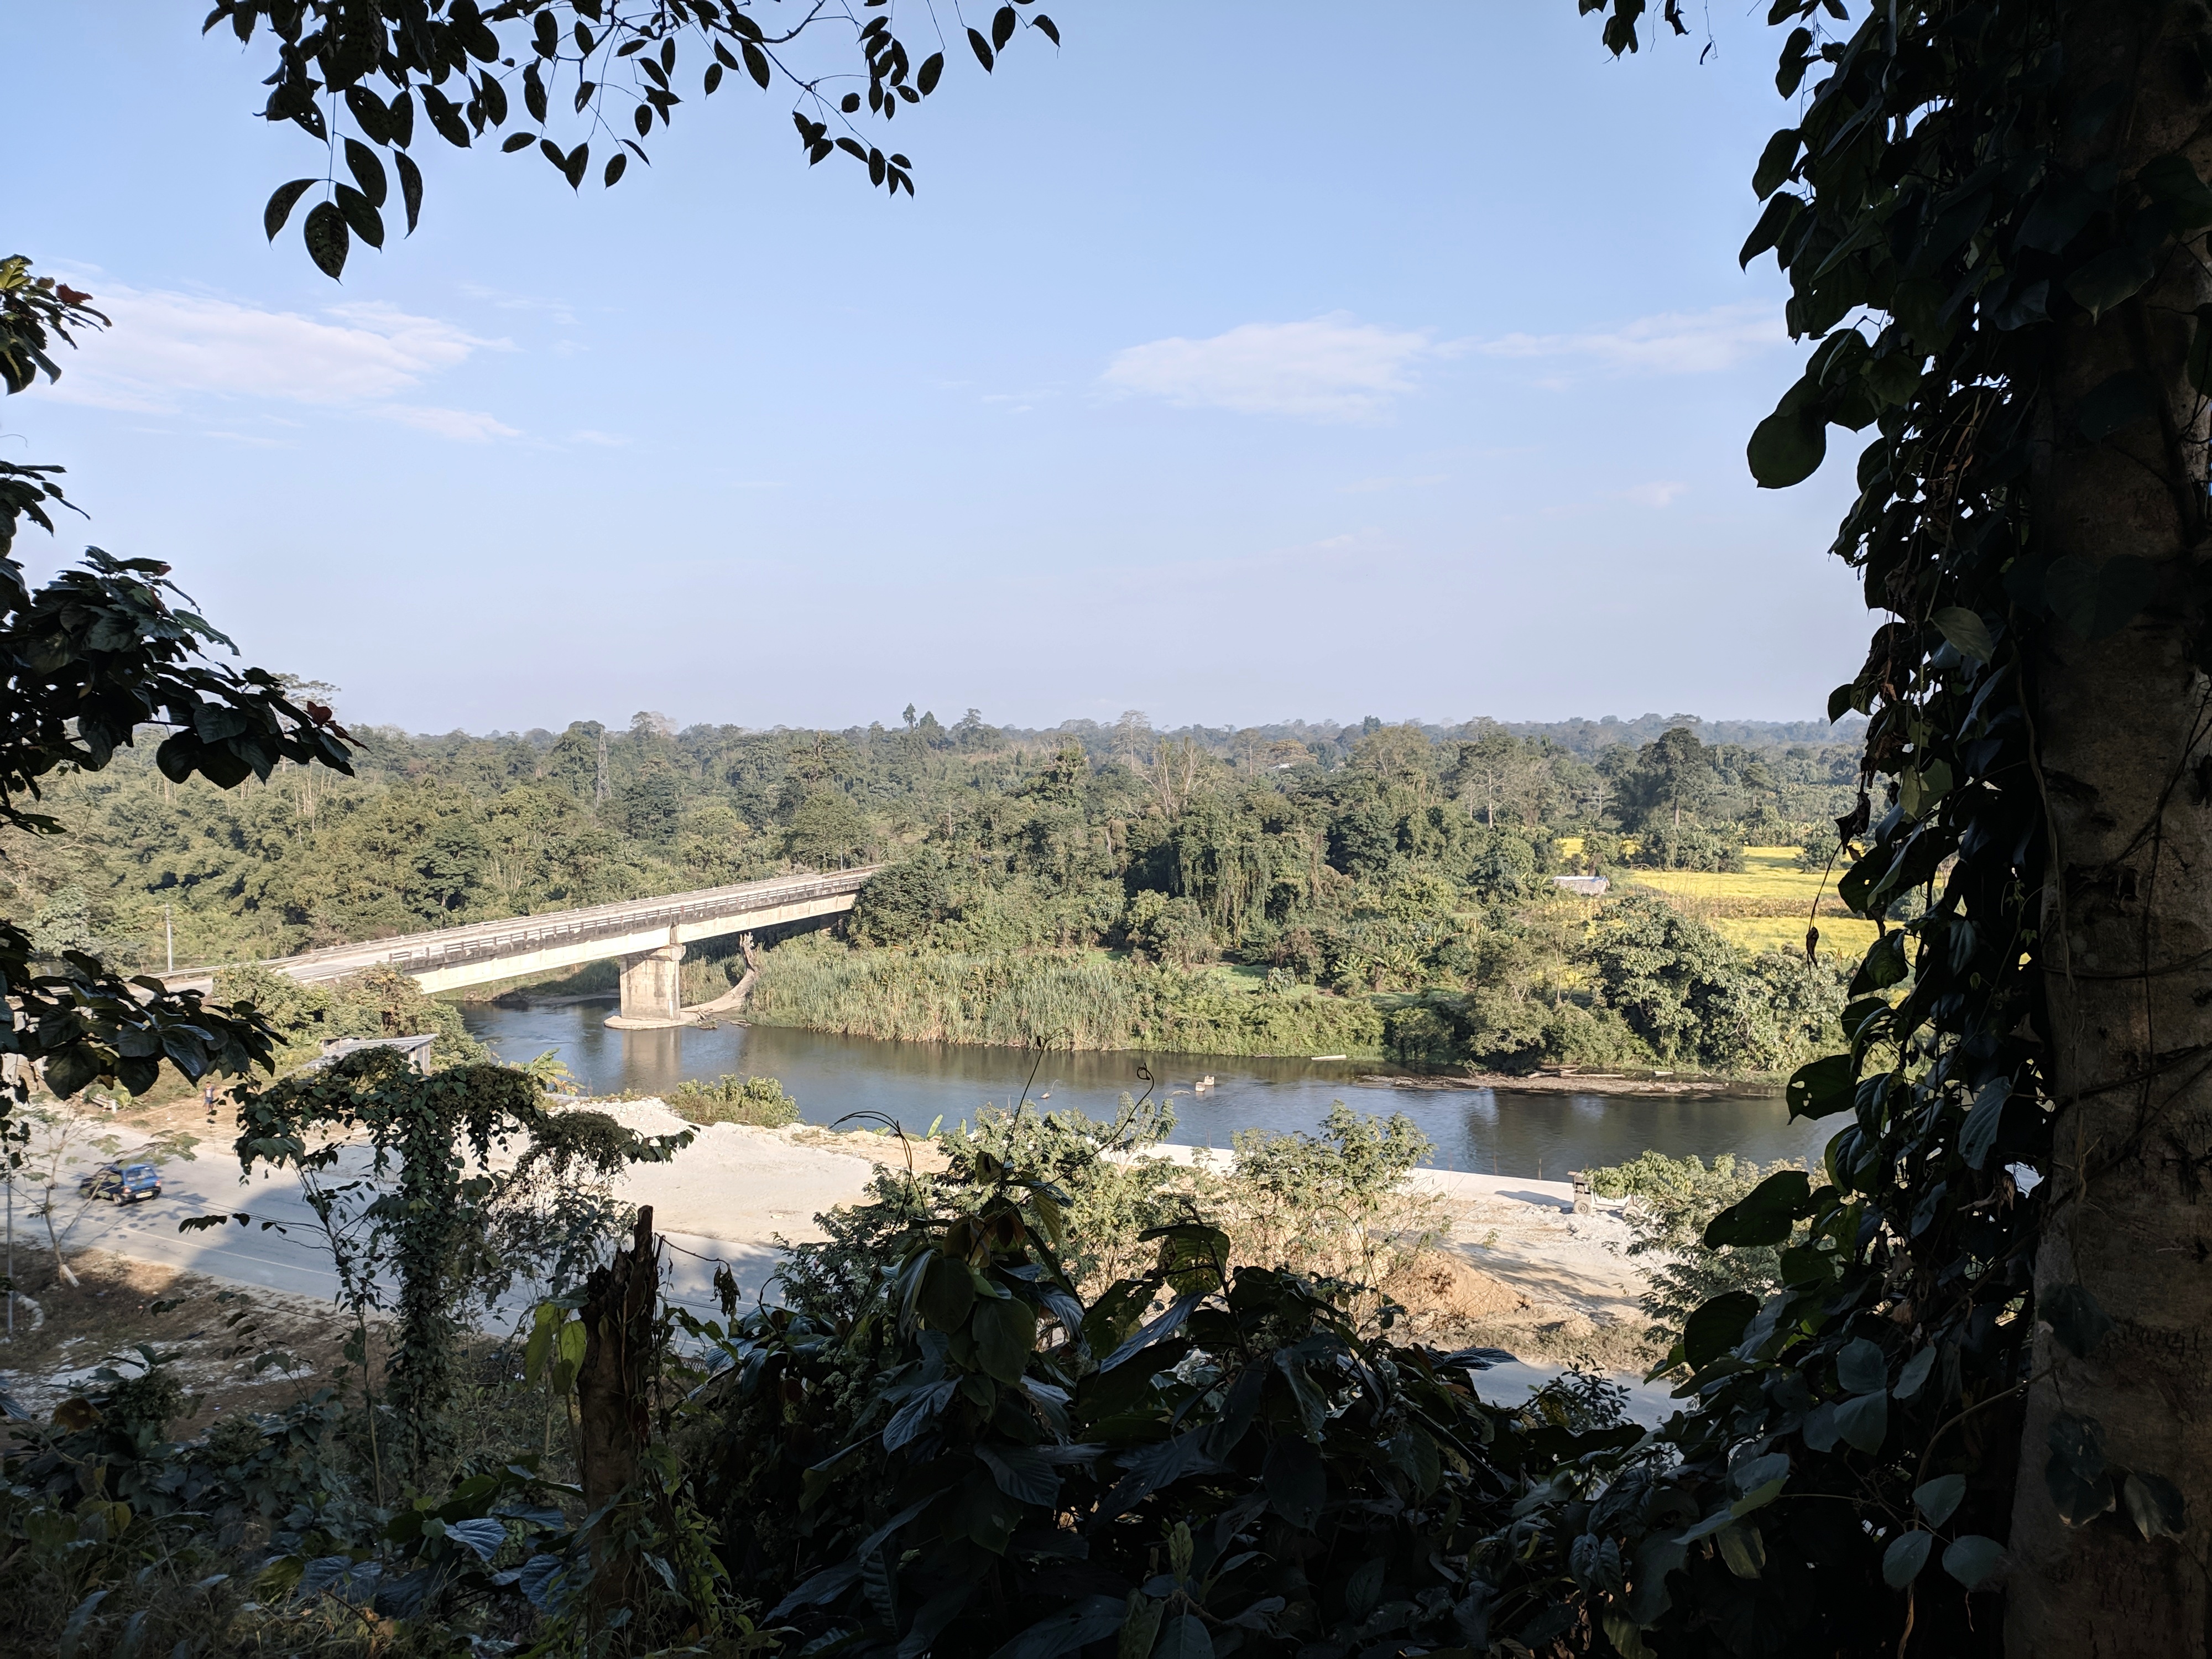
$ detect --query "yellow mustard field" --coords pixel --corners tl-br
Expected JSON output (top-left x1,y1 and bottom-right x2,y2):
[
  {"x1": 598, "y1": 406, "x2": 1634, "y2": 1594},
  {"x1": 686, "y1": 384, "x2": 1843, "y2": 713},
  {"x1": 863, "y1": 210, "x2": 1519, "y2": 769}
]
[{"x1": 1618, "y1": 846, "x2": 1881, "y2": 959}]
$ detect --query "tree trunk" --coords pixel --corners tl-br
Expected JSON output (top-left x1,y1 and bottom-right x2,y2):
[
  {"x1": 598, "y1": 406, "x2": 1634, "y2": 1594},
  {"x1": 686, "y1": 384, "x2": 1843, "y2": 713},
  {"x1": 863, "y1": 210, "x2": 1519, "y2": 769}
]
[
  {"x1": 2008, "y1": 7, "x2": 2212, "y2": 1650},
  {"x1": 577, "y1": 1204, "x2": 660, "y2": 1623}
]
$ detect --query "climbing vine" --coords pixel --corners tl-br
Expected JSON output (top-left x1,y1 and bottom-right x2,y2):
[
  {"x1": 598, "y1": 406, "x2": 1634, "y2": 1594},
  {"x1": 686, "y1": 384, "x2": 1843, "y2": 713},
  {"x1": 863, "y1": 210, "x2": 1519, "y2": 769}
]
[
  {"x1": 218, "y1": 1049, "x2": 689, "y2": 1479},
  {"x1": 1548, "y1": 0, "x2": 2212, "y2": 1648}
]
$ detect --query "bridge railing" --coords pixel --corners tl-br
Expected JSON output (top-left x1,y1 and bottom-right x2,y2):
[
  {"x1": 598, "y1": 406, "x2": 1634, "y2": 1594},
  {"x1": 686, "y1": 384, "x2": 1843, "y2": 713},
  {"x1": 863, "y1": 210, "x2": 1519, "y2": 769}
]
[{"x1": 280, "y1": 868, "x2": 877, "y2": 981}]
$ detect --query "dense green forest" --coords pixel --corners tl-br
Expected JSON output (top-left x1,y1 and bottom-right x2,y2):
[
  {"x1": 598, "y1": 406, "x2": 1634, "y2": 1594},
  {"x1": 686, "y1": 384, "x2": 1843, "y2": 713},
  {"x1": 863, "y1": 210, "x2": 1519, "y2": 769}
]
[{"x1": 9, "y1": 705, "x2": 1864, "y2": 1075}]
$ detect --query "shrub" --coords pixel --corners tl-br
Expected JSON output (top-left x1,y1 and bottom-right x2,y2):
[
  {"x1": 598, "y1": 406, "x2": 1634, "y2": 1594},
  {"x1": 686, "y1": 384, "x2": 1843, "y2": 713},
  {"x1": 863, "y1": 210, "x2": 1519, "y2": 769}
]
[
  {"x1": 1627, "y1": 821, "x2": 1745, "y2": 872},
  {"x1": 1585, "y1": 1149, "x2": 1814, "y2": 1339},
  {"x1": 848, "y1": 851, "x2": 950, "y2": 945},
  {"x1": 665, "y1": 1073, "x2": 801, "y2": 1128}
]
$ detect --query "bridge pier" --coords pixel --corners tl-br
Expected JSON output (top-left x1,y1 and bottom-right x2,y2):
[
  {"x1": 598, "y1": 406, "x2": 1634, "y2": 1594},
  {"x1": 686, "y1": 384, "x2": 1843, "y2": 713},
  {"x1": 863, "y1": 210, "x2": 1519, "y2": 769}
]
[{"x1": 607, "y1": 943, "x2": 688, "y2": 1029}]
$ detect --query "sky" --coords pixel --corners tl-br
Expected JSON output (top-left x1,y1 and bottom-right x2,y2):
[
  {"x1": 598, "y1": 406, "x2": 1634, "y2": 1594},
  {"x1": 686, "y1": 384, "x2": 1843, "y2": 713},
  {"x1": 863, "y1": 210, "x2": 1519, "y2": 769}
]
[{"x1": 8, "y1": 2, "x2": 1871, "y2": 737}]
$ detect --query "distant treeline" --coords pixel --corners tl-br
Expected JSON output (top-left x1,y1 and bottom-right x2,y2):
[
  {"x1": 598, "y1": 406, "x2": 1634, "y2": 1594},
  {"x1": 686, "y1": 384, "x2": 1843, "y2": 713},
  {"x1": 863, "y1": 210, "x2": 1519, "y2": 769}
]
[{"x1": 7, "y1": 704, "x2": 1863, "y2": 1074}]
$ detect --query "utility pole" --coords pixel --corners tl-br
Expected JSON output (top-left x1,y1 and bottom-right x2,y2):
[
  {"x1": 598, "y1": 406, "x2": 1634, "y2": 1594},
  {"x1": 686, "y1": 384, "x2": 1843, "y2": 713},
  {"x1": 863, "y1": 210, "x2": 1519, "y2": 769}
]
[
  {"x1": 595, "y1": 729, "x2": 611, "y2": 809},
  {"x1": 165, "y1": 904, "x2": 174, "y2": 974}
]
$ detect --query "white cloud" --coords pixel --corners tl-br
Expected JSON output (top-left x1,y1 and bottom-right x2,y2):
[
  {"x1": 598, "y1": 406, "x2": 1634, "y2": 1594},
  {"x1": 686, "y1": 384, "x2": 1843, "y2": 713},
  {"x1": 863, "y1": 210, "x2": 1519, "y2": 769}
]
[
  {"x1": 1478, "y1": 302, "x2": 1783, "y2": 375},
  {"x1": 1621, "y1": 481, "x2": 1689, "y2": 508},
  {"x1": 458, "y1": 282, "x2": 578, "y2": 326},
  {"x1": 39, "y1": 284, "x2": 513, "y2": 438},
  {"x1": 1102, "y1": 313, "x2": 1438, "y2": 421},
  {"x1": 374, "y1": 405, "x2": 520, "y2": 442}
]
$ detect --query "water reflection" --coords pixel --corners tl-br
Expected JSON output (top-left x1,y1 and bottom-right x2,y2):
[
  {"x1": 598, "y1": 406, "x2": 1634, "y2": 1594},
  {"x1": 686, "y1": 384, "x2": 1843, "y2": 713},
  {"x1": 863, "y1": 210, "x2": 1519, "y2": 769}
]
[{"x1": 461, "y1": 1000, "x2": 1833, "y2": 1178}]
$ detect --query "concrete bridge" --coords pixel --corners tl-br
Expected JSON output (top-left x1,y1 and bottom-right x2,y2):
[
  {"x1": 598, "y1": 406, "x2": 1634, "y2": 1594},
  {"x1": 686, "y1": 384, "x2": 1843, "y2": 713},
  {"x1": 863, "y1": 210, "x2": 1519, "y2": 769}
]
[{"x1": 211, "y1": 868, "x2": 877, "y2": 1026}]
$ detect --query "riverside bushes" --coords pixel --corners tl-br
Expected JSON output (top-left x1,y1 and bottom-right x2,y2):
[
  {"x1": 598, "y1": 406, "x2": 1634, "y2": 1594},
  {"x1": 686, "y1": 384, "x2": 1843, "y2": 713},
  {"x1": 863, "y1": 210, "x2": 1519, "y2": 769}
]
[
  {"x1": 747, "y1": 932, "x2": 1385, "y2": 1056},
  {"x1": 665, "y1": 1072, "x2": 801, "y2": 1128}
]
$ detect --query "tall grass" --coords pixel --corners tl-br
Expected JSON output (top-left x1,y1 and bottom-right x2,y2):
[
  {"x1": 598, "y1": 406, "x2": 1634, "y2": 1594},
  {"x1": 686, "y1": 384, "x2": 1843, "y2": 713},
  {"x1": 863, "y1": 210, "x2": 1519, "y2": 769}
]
[{"x1": 748, "y1": 936, "x2": 1384, "y2": 1057}]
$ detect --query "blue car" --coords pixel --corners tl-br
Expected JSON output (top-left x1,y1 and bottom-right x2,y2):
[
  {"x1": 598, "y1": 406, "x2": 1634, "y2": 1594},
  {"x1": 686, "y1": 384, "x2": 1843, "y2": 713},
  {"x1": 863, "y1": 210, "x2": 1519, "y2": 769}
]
[{"x1": 78, "y1": 1161, "x2": 162, "y2": 1203}]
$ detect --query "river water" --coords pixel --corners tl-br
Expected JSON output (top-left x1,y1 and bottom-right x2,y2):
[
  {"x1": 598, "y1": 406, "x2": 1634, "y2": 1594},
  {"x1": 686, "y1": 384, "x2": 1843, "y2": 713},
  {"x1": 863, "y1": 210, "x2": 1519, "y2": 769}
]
[{"x1": 460, "y1": 1000, "x2": 1833, "y2": 1178}]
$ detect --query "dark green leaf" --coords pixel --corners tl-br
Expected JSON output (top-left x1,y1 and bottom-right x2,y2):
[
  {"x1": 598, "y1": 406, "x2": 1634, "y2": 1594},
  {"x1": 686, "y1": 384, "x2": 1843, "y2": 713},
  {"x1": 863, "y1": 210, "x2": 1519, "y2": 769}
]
[
  {"x1": 968, "y1": 27, "x2": 994, "y2": 70},
  {"x1": 502, "y1": 132, "x2": 535, "y2": 153},
  {"x1": 920, "y1": 1253, "x2": 977, "y2": 1329},
  {"x1": 743, "y1": 41, "x2": 770, "y2": 88},
  {"x1": 1835, "y1": 1336, "x2": 1886, "y2": 1395},
  {"x1": 986, "y1": 1595, "x2": 1125, "y2": 1659},
  {"x1": 1715, "y1": 1524, "x2": 1765, "y2": 1580},
  {"x1": 394, "y1": 152, "x2": 423, "y2": 234},
  {"x1": 1747, "y1": 408, "x2": 1825, "y2": 488},
  {"x1": 603, "y1": 152, "x2": 626, "y2": 187},
  {"x1": 1154, "y1": 1614, "x2": 1214, "y2": 1659},
  {"x1": 1752, "y1": 128, "x2": 1800, "y2": 199},
  {"x1": 2041, "y1": 1282, "x2": 2114, "y2": 1358},
  {"x1": 1866, "y1": 348, "x2": 1922, "y2": 404},
  {"x1": 1931, "y1": 606, "x2": 1995, "y2": 664},
  {"x1": 2045, "y1": 1413, "x2": 2113, "y2": 1526},
  {"x1": 1034, "y1": 14, "x2": 1060, "y2": 45},
  {"x1": 263, "y1": 178, "x2": 317, "y2": 241},
  {"x1": 1987, "y1": 279, "x2": 2049, "y2": 330},
  {"x1": 918, "y1": 51, "x2": 944, "y2": 94},
  {"x1": 1834, "y1": 1390, "x2": 1888, "y2": 1453},
  {"x1": 1894, "y1": 1345, "x2": 1937, "y2": 1401},
  {"x1": 302, "y1": 201, "x2": 349, "y2": 279},
  {"x1": 1263, "y1": 1436, "x2": 1325, "y2": 1530},
  {"x1": 1881, "y1": 1530, "x2": 1931, "y2": 1588},
  {"x1": 343, "y1": 138, "x2": 387, "y2": 207},
  {"x1": 2122, "y1": 1472, "x2": 2187, "y2": 1540},
  {"x1": 333, "y1": 184, "x2": 384, "y2": 249},
  {"x1": 41, "y1": 1044, "x2": 106, "y2": 1098},
  {"x1": 1682, "y1": 1291, "x2": 1759, "y2": 1368},
  {"x1": 2138, "y1": 153, "x2": 2212, "y2": 231},
  {"x1": 1913, "y1": 1474, "x2": 1966, "y2": 1527},
  {"x1": 1942, "y1": 1534, "x2": 2006, "y2": 1590},
  {"x1": 1739, "y1": 191, "x2": 1802, "y2": 268},
  {"x1": 973, "y1": 1295, "x2": 1035, "y2": 1384},
  {"x1": 1960, "y1": 1077, "x2": 2008, "y2": 1170},
  {"x1": 992, "y1": 6, "x2": 1017, "y2": 50},
  {"x1": 1777, "y1": 1243, "x2": 1833, "y2": 1286},
  {"x1": 1849, "y1": 931, "x2": 1908, "y2": 997},
  {"x1": 976, "y1": 1443, "x2": 1060, "y2": 1507},
  {"x1": 1787, "y1": 1054, "x2": 1855, "y2": 1120},
  {"x1": 345, "y1": 85, "x2": 393, "y2": 143},
  {"x1": 1703, "y1": 1170, "x2": 1812, "y2": 1248},
  {"x1": 2064, "y1": 246, "x2": 2156, "y2": 320}
]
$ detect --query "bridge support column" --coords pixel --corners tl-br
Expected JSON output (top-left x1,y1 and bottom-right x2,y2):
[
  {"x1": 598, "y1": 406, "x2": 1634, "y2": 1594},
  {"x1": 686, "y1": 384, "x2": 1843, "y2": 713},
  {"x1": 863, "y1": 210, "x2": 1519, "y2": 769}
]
[{"x1": 610, "y1": 943, "x2": 686, "y2": 1027}]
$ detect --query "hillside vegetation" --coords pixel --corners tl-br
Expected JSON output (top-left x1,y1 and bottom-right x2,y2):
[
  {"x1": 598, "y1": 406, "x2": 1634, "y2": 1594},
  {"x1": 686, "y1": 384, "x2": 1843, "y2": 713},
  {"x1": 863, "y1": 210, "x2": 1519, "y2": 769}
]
[{"x1": 8, "y1": 707, "x2": 1872, "y2": 1078}]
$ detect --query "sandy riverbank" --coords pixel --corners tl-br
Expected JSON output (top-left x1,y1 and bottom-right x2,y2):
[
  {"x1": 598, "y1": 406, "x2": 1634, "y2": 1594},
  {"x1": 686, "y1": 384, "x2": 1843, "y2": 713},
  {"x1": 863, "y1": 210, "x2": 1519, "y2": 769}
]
[{"x1": 10, "y1": 1098, "x2": 1666, "y2": 1421}]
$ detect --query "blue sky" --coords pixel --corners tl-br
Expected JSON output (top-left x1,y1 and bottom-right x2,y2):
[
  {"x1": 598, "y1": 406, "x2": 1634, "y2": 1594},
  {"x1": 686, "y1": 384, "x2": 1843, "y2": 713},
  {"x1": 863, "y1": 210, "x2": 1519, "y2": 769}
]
[{"x1": 9, "y1": 2, "x2": 1868, "y2": 735}]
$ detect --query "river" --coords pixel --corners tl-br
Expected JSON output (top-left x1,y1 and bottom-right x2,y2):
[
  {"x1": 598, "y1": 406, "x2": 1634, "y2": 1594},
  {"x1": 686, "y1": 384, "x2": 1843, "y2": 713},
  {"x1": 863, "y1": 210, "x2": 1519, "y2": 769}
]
[{"x1": 459, "y1": 1000, "x2": 1834, "y2": 1178}]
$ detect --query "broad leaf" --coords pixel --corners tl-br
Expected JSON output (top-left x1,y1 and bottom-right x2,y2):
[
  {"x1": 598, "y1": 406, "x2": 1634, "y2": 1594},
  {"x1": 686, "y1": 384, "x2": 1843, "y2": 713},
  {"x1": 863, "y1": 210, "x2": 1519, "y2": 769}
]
[
  {"x1": 1942, "y1": 1534, "x2": 2006, "y2": 1590},
  {"x1": 1912, "y1": 1474, "x2": 1966, "y2": 1527},
  {"x1": 1704, "y1": 1170, "x2": 1811, "y2": 1248},
  {"x1": 1682, "y1": 1292, "x2": 1759, "y2": 1368},
  {"x1": 2122, "y1": 1471, "x2": 2187, "y2": 1541},
  {"x1": 1881, "y1": 1530, "x2": 1931, "y2": 1588}
]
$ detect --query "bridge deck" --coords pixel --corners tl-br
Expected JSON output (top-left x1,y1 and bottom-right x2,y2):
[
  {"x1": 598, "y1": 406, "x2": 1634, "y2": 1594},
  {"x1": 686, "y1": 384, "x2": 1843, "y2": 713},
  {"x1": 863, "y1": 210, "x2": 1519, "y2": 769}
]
[{"x1": 187, "y1": 867, "x2": 878, "y2": 995}]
